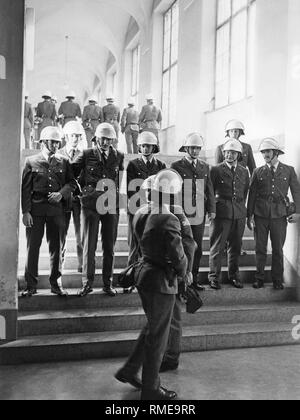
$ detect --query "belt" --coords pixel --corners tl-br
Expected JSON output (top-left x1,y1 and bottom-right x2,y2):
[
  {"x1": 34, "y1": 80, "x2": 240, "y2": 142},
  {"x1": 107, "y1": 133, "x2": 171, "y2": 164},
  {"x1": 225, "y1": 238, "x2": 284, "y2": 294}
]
[
  {"x1": 257, "y1": 195, "x2": 282, "y2": 204},
  {"x1": 216, "y1": 195, "x2": 244, "y2": 203}
]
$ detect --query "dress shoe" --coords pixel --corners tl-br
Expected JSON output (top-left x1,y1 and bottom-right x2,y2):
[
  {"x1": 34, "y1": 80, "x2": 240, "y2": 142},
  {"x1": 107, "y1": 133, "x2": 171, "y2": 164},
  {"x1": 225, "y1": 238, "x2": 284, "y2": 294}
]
[
  {"x1": 77, "y1": 266, "x2": 83, "y2": 274},
  {"x1": 21, "y1": 288, "x2": 37, "y2": 298},
  {"x1": 273, "y1": 282, "x2": 284, "y2": 291},
  {"x1": 209, "y1": 280, "x2": 222, "y2": 290},
  {"x1": 241, "y1": 249, "x2": 248, "y2": 256},
  {"x1": 253, "y1": 280, "x2": 264, "y2": 289},
  {"x1": 232, "y1": 279, "x2": 244, "y2": 289},
  {"x1": 115, "y1": 369, "x2": 142, "y2": 389},
  {"x1": 103, "y1": 286, "x2": 117, "y2": 297},
  {"x1": 51, "y1": 285, "x2": 68, "y2": 297},
  {"x1": 192, "y1": 282, "x2": 206, "y2": 292},
  {"x1": 78, "y1": 284, "x2": 93, "y2": 297},
  {"x1": 159, "y1": 361, "x2": 179, "y2": 373},
  {"x1": 141, "y1": 386, "x2": 177, "y2": 401},
  {"x1": 123, "y1": 287, "x2": 135, "y2": 294}
]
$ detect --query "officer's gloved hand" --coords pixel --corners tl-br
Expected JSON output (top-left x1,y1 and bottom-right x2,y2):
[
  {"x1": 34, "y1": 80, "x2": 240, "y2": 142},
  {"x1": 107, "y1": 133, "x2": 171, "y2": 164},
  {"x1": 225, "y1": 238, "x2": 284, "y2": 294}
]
[
  {"x1": 184, "y1": 272, "x2": 193, "y2": 287},
  {"x1": 48, "y1": 192, "x2": 63, "y2": 204},
  {"x1": 208, "y1": 213, "x2": 216, "y2": 223},
  {"x1": 23, "y1": 212, "x2": 33, "y2": 228},
  {"x1": 247, "y1": 216, "x2": 255, "y2": 231},
  {"x1": 288, "y1": 213, "x2": 300, "y2": 224}
]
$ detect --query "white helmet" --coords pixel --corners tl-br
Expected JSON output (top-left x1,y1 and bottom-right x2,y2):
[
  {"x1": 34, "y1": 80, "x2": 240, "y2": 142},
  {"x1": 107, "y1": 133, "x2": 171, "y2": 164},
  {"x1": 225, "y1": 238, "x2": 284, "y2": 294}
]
[
  {"x1": 66, "y1": 91, "x2": 76, "y2": 99},
  {"x1": 106, "y1": 94, "x2": 114, "y2": 102},
  {"x1": 88, "y1": 96, "x2": 98, "y2": 103},
  {"x1": 223, "y1": 139, "x2": 243, "y2": 154},
  {"x1": 259, "y1": 138, "x2": 285, "y2": 155},
  {"x1": 146, "y1": 93, "x2": 154, "y2": 101},
  {"x1": 137, "y1": 131, "x2": 159, "y2": 154},
  {"x1": 40, "y1": 126, "x2": 62, "y2": 142},
  {"x1": 179, "y1": 133, "x2": 205, "y2": 153},
  {"x1": 95, "y1": 123, "x2": 116, "y2": 139},
  {"x1": 42, "y1": 91, "x2": 52, "y2": 99},
  {"x1": 128, "y1": 97, "x2": 135, "y2": 106},
  {"x1": 63, "y1": 121, "x2": 85, "y2": 136},
  {"x1": 153, "y1": 169, "x2": 183, "y2": 195},
  {"x1": 225, "y1": 120, "x2": 245, "y2": 134}
]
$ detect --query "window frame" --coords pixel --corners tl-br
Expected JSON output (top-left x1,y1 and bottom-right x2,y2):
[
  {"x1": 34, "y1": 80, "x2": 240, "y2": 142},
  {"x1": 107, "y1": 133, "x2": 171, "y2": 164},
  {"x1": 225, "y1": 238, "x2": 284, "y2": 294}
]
[
  {"x1": 131, "y1": 44, "x2": 140, "y2": 104},
  {"x1": 162, "y1": 0, "x2": 179, "y2": 129},
  {"x1": 214, "y1": 0, "x2": 256, "y2": 110}
]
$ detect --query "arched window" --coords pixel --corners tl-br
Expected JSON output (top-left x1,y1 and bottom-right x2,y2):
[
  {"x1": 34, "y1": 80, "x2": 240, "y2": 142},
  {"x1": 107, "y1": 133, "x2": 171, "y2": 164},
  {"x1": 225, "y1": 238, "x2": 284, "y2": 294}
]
[
  {"x1": 0, "y1": 55, "x2": 6, "y2": 79},
  {"x1": 0, "y1": 315, "x2": 6, "y2": 340}
]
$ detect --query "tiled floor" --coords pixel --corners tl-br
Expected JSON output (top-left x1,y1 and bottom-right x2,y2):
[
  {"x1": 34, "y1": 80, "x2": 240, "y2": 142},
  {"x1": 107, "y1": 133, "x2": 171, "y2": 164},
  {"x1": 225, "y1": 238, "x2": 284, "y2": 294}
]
[{"x1": 0, "y1": 345, "x2": 299, "y2": 400}]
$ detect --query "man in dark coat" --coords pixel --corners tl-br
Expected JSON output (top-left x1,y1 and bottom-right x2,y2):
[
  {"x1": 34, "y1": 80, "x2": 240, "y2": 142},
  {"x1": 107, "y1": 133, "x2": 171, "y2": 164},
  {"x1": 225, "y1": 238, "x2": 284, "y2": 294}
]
[
  {"x1": 171, "y1": 133, "x2": 216, "y2": 291},
  {"x1": 72, "y1": 123, "x2": 124, "y2": 297},
  {"x1": 58, "y1": 91, "x2": 82, "y2": 127},
  {"x1": 82, "y1": 97, "x2": 103, "y2": 147},
  {"x1": 247, "y1": 138, "x2": 300, "y2": 290},
  {"x1": 36, "y1": 91, "x2": 57, "y2": 140},
  {"x1": 209, "y1": 139, "x2": 250, "y2": 290},
  {"x1": 21, "y1": 126, "x2": 77, "y2": 297},
  {"x1": 121, "y1": 98, "x2": 140, "y2": 154},
  {"x1": 102, "y1": 96, "x2": 120, "y2": 148}
]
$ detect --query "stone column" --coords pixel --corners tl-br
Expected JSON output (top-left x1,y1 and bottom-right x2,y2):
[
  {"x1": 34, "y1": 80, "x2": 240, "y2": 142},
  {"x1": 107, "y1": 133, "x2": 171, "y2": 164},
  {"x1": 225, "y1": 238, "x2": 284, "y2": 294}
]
[{"x1": 0, "y1": 0, "x2": 25, "y2": 342}]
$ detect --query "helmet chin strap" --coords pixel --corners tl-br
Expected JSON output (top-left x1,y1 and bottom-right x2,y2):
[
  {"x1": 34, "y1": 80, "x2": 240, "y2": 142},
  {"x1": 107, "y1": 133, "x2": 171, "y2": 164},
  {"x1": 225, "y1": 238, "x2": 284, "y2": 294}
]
[{"x1": 270, "y1": 150, "x2": 279, "y2": 164}]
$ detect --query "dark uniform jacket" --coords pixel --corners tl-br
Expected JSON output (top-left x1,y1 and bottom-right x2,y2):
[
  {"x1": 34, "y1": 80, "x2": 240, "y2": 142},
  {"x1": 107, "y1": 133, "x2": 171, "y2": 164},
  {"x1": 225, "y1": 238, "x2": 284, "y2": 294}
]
[
  {"x1": 103, "y1": 104, "x2": 120, "y2": 123},
  {"x1": 82, "y1": 104, "x2": 103, "y2": 126},
  {"x1": 216, "y1": 141, "x2": 256, "y2": 175},
  {"x1": 127, "y1": 157, "x2": 166, "y2": 200},
  {"x1": 59, "y1": 147, "x2": 82, "y2": 199},
  {"x1": 247, "y1": 163, "x2": 300, "y2": 219},
  {"x1": 121, "y1": 107, "x2": 139, "y2": 132},
  {"x1": 36, "y1": 100, "x2": 57, "y2": 125},
  {"x1": 72, "y1": 147, "x2": 124, "y2": 210},
  {"x1": 211, "y1": 163, "x2": 250, "y2": 220},
  {"x1": 171, "y1": 158, "x2": 216, "y2": 216},
  {"x1": 58, "y1": 101, "x2": 82, "y2": 120},
  {"x1": 24, "y1": 101, "x2": 34, "y2": 129},
  {"x1": 139, "y1": 105, "x2": 162, "y2": 127},
  {"x1": 133, "y1": 207, "x2": 188, "y2": 295},
  {"x1": 22, "y1": 153, "x2": 77, "y2": 217}
]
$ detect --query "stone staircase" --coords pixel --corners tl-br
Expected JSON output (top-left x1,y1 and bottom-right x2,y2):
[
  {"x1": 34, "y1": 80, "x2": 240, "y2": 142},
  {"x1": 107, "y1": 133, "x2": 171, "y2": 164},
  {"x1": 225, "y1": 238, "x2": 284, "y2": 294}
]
[{"x1": 1, "y1": 154, "x2": 299, "y2": 365}]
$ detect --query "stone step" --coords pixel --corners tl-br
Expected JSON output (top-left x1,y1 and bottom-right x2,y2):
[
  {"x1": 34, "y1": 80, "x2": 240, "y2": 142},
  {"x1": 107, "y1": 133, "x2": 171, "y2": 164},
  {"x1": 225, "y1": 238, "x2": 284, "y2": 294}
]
[
  {"x1": 1, "y1": 321, "x2": 298, "y2": 365},
  {"x1": 17, "y1": 302, "x2": 300, "y2": 337},
  {"x1": 18, "y1": 250, "x2": 270, "y2": 271},
  {"x1": 19, "y1": 236, "x2": 257, "y2": 255},
  {"x1": 18, "y1": 285, "x2": 296, "y2": 312},
  {"x1": 18, "y1": 266, "x2": 273, "y2": 291}
]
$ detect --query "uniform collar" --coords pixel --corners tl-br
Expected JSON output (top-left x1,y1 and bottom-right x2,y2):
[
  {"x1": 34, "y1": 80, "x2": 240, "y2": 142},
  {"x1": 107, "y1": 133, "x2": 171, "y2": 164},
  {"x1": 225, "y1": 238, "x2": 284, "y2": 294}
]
[
  {"x1": 142, "y1": 155, "x2": 154, "y2": 164},
  {"x1": 267, "y1": 161, "x2": 280, "y2": 171},
  {"x1": 184, "y1": 156, "x2": 198, "y2": 166},
  {"x1": 225, "y1": 161, "x2": 238, "y2": 170}
]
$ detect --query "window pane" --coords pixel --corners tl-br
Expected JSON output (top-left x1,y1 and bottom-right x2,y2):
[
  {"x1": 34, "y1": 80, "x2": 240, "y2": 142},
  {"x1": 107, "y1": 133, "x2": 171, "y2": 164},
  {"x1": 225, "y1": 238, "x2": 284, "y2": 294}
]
[
  {"x1": 247, "y1": 2, "x2": 256, "y2": 96},
  {"x1": 215, "y1": 24, "x2": 230, "y2": 108},
  {"x1": 162, "y1": 71, "x2": 170, "y2": 129},
  {"x1": 169, "y1": 65, "x2": 178, "y2": 126},
  {"x1": 217, "y1": 0, "x2": 231, "y2": 26},
  {"x1": 232, "y1": 0, "x2": 247, "y2": 14},
  {"x1": 230, "y1": 10, "x2": 247, "y2": 102}
]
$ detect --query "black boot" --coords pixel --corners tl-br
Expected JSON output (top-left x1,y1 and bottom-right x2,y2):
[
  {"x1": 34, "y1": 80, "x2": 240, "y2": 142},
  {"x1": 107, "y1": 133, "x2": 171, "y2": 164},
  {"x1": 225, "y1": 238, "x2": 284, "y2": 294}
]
[{"x1": 103, "y1": 278, "x2": 117, "y2": 297}]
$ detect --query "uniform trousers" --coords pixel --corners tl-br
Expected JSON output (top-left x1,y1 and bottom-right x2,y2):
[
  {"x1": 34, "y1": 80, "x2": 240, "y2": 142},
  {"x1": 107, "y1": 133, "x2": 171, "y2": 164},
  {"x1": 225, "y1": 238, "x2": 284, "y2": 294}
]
[
  {"x1": 25, "y1": 214, "x2": 65, "y2": 289},
  {"x1": 209, "y1": 218, "x2": 246, "y2": 282},
  {"x1": 254, "y1": 216, "x2": 287, "y2": 284},
  {"x1": 127, "y1": 213, "x2": 141, "y2": 266},
  {"x1": 81, "y1": 208, "x2": 119, "y2": 287},
  {"x1": 24, "y1": 128, "x2": 32, "y2": 149},
  {"x1": 191, "y1": 222, "x2": 205, "y2": 282},
  {"x1": 61, "y1": 198, "x2": 83, "y2": 270},
  {"x1": 125, "y1": 127, "x2": 139, "y2": 154},
  {"x1": 124, "y1": 288, "x2": 176, "y2": 392}
]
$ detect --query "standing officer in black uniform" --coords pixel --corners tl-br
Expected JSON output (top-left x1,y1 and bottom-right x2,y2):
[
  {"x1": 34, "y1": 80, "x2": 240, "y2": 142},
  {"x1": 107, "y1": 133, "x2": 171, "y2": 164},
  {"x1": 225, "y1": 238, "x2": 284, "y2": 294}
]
[
  {"x1": 247, "y1": 138, "x2": 300, "y2": 290},
  {"x1": 21, "y1": 126, "x2": 76, "y2": 297},
  {"x1": 102, "y1": 96, "x2": 120, "y2": 148},
  {"x1": 82, "y1": 97, "x2": 103, "y2": 147},
  {"x1": 209, "y1": 139, "x2": 250, "y2": 290},
  {"x1": 116, "y1": 170, "x2": 188, "y2": 400},
  {"x1": 59, "y1": 121, "x2": 86, "y2": 273},
  {"x1": 121, "y1": 98, "x2": 140, "y2": 154},
  {"x1": 72, "y1": 123, "x2": 124, "y2": 297},
  {"x1": 171, "y1": 133, "x2": 216, "y2": 291},
  {"x1": 58, "y1": 91, "x2": 82, "y2": 127},
  {"x1": 127, "y1": 131, "x2": 166, "y2": 267}
]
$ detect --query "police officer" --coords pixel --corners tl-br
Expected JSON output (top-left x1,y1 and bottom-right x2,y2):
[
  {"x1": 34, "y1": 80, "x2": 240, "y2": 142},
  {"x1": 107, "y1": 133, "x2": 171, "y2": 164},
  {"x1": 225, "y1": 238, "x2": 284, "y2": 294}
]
[
  {"x1": 116, "y1": 169, "x2": 188, "y2": 400},
  {"x1": 209, "y1": 139, "x2": 250, "y2": 290},
  {"x1": 59, "y1": 121, "x2": 86, "y2": 273},
  {"x1": 21, "y1": 126, "x2": 77, "y2": 297},
  {"x1": 36, "y1": 91, "x2": 57, "y2": 140},
  {"x1": 58, "y1": 91, "x2": 82, "y2": 127},
  {"x1": 216, "y1": 120, "x2": 256, "y2": 175},
  {"x1": 24, "y1": 93, "x2": 34, "y2": 149},
  {"x1": 247, "y1": 138, "x2": 300, "y2": 290},
  {"x1": 72, "y1": 123, "x2": 124, "y2": 297},
  {"x1": 82, "y1": 97, "x2": 104, "y2": 147},
  {"x1": 121, "y1": 98, "x2": 140, "y2": 154},
  {"x1": 171, "y1": 133, "x2": 216, "y2": 291},
  {"x1": 139, "y1": 94, "x2": 162, "y2": 141},
  {"x1": 102, "y1": 96, "x2": 120, "y2": 148},
  {"x1": 127, "y1": 131, "x2": 166, "y2": 267}
]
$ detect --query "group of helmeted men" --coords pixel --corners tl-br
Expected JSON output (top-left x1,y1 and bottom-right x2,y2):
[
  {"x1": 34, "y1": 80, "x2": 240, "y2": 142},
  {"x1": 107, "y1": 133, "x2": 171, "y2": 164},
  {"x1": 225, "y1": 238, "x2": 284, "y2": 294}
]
[
  {"x1": 23, "y1": 91, "x2": 162, "y2": 153},
  {"x1": 21, "y1": 107, "x2": 300, "y2": 400}
]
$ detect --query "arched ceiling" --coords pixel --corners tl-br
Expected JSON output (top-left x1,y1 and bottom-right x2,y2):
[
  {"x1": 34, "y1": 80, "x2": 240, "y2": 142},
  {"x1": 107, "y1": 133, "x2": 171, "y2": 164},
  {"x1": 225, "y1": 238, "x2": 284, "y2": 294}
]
[{"x1": 25, "y1": 0, "x2": 153, "y2": 107}]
